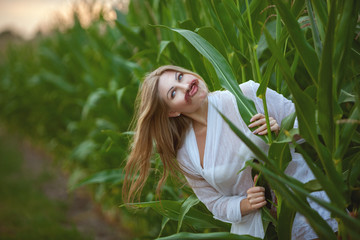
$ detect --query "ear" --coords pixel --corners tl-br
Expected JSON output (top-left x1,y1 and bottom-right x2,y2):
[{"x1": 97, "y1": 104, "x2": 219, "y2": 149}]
[{"x1": 168, "y1": 111, "x2": 181, "y2": 118}]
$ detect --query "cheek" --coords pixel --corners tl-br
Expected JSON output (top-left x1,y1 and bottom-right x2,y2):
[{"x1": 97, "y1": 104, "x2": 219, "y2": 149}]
[
  {"x1": 174, "y1": 100, "x2": 188, "y2": 109},
  {"x1": 200, "y1": 82, "x2": 208, "y2": 92}
]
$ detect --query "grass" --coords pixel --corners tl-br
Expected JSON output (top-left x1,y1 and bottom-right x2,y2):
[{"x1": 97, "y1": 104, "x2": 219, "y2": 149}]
[{"x1": 0, "y1": 137, "x2": 90, "y2": 240}]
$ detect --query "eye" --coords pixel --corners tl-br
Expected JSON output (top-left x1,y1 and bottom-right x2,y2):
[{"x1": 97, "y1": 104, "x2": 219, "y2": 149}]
[
  {"x1": 171, "y1": 90, "x2": 176, "y2": 99},
  {"x1": 178, "y1": 73, "x2": 183, "y2": 81}
]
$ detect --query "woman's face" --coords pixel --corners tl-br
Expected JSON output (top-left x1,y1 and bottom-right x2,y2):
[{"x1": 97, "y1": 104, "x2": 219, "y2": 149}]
[{"x1": 158, "y1": 70, "x2": 208, "y2": 117}]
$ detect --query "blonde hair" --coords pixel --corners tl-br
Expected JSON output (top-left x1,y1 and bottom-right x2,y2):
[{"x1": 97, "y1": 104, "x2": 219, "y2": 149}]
[{"x1": 123, "y1": 65, "x2": 204, "y2": 203}]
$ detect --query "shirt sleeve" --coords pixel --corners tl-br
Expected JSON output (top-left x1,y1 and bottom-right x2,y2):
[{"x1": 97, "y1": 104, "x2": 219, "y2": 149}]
[
  {"x1": 239, "y1": 80, "x2": 299, "y2": 128},
  {"x1": 186, "y1": 175, "x2": 246, "y2": 223},
  {"x1": 177, "y1": 149, "x2": 247, "y2": 224}
]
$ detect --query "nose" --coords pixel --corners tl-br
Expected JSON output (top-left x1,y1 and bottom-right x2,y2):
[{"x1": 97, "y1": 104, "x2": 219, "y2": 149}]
[{"x1": 175, "y1": 82, "x2": 189, "y2": 92}]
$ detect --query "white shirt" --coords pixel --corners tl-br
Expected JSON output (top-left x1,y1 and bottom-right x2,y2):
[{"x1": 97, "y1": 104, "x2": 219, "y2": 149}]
[{"x1": 177, "y1": 81, "x2": 337, "y2": 239}]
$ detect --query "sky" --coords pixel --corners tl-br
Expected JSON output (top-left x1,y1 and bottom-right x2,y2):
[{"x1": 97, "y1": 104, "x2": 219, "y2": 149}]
[{"x1": 0, "y1": 0, "x2": 127, "y2": 39}]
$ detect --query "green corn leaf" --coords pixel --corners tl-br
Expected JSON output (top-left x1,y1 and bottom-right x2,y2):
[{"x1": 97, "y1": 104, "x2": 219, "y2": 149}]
[
  {"x1": 158, "y1": 217, "x2": 170, "y2": 238},
  {"x1": 196, "y1": 27, "x2": 228, "y2": 60},
  {"x1": 268, "y1": 142, "x2": 291, "y2": 172},
  {"x1": 252, "y1": 162, "x2": 360, "y2": 236},
  {"x1": 246, "y1": 0, "x2": 267, "y2": 40},
  {"x1": 211, "y1": 0, "x2": 240, "y2": 50},
  {"x1": 256, "y1": 57, "x2": 276, "y2": 99},
  {"x1": 233, "y1": 49, "x2": 250, "y2": 68},
  {"x1": 222, "y1": 0, "x2": 253, "y2": 44},
  {"x1": 306, "y1": 0, "x2": 322, "y2": 57},
  {"x1": 294, "y1": 142, "x2": 345, "y2": 208},
  {"x1": 184, "y1": 0, "x2": 201, "y2": 26},
  {"x1": 277, "y1": 200, "x2": 296, "y2": 240},
  {"x1": 157, "y1": 232, "x2": 261, "y2": 240},
  {"x1": 249, "y1": 162, "x2": 338, "y2": 240},
  {"x1": 82, "y1": 88, "x2": 109, "y2": 119},
  {"x1": 261, "y1": 207, "x2": 277, "y2": 228},
  {"x1": 333, "y1": 1, "x2": 360, "y2": 88},
  {"x1": 177, "y1": 194, "x2": 200, "y2": 233},
  {"x1": 303, "y1": 179, "x2": 322, "y2": 192},
  {"x1": 70, "y1": 140, "x2": 97, "y2": 163},
  {"x1": 115, "y1": 20, "x2": 148, "y2": 49},
  {"x1": 349, "y1": 151, "x2": 360, "y2": 187},
  {"x1": 40, "y1": 70, "x2": 76, "y2": 93},
  {"x1": 203, "y1": 57, "x2": 222, "y2": 91},
  {"x1": 71, "y1": 169, "x2": 124, "y2": 190},
  {"x1": 264, "y1": 27, "x2": 346, "y2": 207},
  {"x1": 178, "y1": 19, "x2": 197, "y2": 31},
  {"x1": 317, "y1": 0, "x2": 336, "y2": 152},
  {"x1": 275, "y1": 112, "x2": 296, "y2": 143},
  {"x1": 272, "y1": 0, "x2": 319, "y2": 86},
  {"x1": 309, "y1": 0, "x2": 326, "y2": 40},
  {"x1": 290, "y1": 50, "x2": 300, "y2": 77},
  {"x1": 157, "y1": 41, "x2": 192, "y2": 69},
  {"x1": 157, "y1": 40, "x2": 173, "y2": 62},
  {"x1": 338, "y1": 90, "x2": 356, "y2": 103},
  {"x1": 335, "y1": 106, "x2": 359, "y2": 159},
  {"x1": 274, "y1": 128, "x2": 299, "y2": 144},
  {"x1": 123, "y1": 200, "x2": 229, "y2": 229},
  {"x1": 116, "y1": 87, "x2": 125, "y2": 107},
  {"x1": 38, "y1": 46, "x2": 66, "y2": 70}
]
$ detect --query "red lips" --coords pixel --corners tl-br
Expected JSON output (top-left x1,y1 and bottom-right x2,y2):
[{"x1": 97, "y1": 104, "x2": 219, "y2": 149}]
[{"x1": 185, "y1": 79, "x2": 199, "y2": 103}]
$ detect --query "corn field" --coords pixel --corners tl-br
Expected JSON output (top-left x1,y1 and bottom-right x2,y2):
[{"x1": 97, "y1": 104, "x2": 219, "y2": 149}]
[{"x1": 0, "y1": 0, "x2": 359, "y2": 239}]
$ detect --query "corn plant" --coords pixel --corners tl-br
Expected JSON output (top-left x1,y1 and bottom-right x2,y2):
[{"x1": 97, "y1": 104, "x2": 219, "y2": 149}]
[
  {"x1": 115, "y1": 0, "x2": 360, "y2": 239},
  {"x1": 1, "y1": 0, "x2": 359, "y2": 239}
]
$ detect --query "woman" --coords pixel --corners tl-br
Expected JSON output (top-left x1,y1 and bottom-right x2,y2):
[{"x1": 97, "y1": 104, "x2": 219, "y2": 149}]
[{"x1": 123, "y1": 65, "x2": 338, "y2": 239}]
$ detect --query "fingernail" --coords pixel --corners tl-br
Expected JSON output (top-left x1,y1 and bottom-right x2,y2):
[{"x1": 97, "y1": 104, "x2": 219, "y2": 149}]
[
  {"x1": 252, "y1": 130, "x2": 257, "y2": 134},
  {"x1": 248, "y1": 124, "x2": 253, "y2": 128}
]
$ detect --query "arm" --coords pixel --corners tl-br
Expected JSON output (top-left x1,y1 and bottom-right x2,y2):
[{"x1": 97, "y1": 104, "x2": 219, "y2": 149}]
[
  {"x1": 240, "y1": 81, "x2": 300, "y2": 139},
  {"x1": 185, "y1": 173, "x2": 266, "y2": 223},
  {"x1": 241, "y1": 175, "x2": 267, "y2": 215}
]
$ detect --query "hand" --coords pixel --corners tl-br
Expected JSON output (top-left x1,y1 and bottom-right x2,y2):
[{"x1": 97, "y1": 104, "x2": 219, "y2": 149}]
[
  {"x1": 248, "y1": 113, "x2": 279, "y2": 135},
  {"x1": 240, "y1": 175, "x2": 267, "y2": 216}
]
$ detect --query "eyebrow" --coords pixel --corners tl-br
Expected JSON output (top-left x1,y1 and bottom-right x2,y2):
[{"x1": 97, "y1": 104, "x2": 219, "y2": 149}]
[
  {"x1": 166, "y1": 72, "x2": 178, "y2": 99},
  {"x1": 167, "y1": 87, "x2": 174, "y2": 100}
]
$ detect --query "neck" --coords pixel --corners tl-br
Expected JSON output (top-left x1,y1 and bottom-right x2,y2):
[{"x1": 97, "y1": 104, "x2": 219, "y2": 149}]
[{"x1": 184, "y1": 98, "x2": 208, "y2": 127}]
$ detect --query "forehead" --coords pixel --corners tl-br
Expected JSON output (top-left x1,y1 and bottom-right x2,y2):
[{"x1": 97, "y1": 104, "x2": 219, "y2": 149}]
[
  {"x1": 158, "y1": 70, "x2": 176, "y2": 99},
  {"x1": 159, "y1": 70, "x2": 176, "y2": 82}
]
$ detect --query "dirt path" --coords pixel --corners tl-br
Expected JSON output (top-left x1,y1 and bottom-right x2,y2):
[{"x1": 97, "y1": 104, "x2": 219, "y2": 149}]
[{"x1": 1, "y1": 129, "x2": 132, "y2": 240}]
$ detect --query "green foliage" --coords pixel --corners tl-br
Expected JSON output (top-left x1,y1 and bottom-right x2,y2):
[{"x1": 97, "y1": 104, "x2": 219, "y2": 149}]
[
  {"x1": 0, "y1": 0, "x2": 359, "y2": 239},
  {"x1": 0, "y1": 139, "x2": 89, "y2": 240}
]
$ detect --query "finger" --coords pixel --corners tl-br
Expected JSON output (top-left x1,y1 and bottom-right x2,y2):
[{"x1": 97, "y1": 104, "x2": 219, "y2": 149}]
[
  {"x1": 259, "y1": 125, "x2": 280, "y2": 135},
  {"x1": 248, "y1": 194, "x2": 266, "y2": 204},
  {"x1": 253, "y1": 124, "x2": 268, "y2": 134},
  {"x1": 258, "y1": 128, "x2": 270, "y2": 135},
  {"x1": 248, "y1": 118, "x2": 266, "y2": 128},
  {"x1": 250, "y1": 201, "x2": 267, "y2": 210},
  {"x1": 271, "y1": 124, "x2": 279, "y2": 132},
  {"x1": 248, "y1": 192, "x2": 265, "y2": 200},
  {"x1": 249, "y1": 198, "x2": 266, "y2": 207},
  {"x1": 247, "y1": 186, "x2": 265, "y2": 194},
  {"x1": 250, "y1": 113, "x2": 264, "y2": 122},
  {"x1": 269, "y1": 119, "x2": 276, "y2": 126},
  {"x1": 249, "y1": 116, "x2": 277, "y2": 128},
  {"x1": 256, "y1": 120, "x2": 279, "y2": 135},
  {"x1": 253, "y1": 174, "x2": 258, "y2": 187}
]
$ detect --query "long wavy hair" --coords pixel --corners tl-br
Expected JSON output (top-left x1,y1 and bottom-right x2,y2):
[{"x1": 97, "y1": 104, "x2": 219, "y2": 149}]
[{"x1": 122, "y1": 65, "x2": 205, "y2": 203}]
